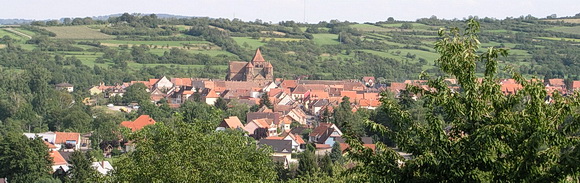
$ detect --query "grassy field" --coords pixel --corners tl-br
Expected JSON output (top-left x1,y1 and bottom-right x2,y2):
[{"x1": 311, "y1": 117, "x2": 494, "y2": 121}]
[
  {"x1": 0, "y1": 28, "x2": 26, "y2": 41},
  {"x1": 312, "y1": 34, "x2": 340, "y2": 45},
  {"x1": 543, "y1": 18, "x2": 580, "y2": 24},
  {"x1": 537, "y1": 37, "x2": 580, "y2": 42},
  {"x1": 232, "y1": 37, "x2": 266, "y2": 49},
  {"x1": 351, "y1": 24, "x2": 390, "y2": 32},
  {"x1": 546, "y1": 26, "x2": 580, "y2": 35},
  {"x1": 378, "y1": 23, "x2": 436, "y2": 30},
  {"x1": 99, "y1": 40, "x2": 209, "y2": 47},
  {"x1": 42, "y1": 26, "x2": 115, "y2": 39}
]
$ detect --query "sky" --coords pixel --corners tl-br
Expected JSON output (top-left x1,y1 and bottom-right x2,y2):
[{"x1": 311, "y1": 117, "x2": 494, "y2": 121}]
[{"x1": 0, "y1": 0, "x2": 578, "y2": 23}]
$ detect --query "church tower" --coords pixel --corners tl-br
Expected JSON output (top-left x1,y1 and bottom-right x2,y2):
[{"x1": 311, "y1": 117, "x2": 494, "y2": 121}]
[{"x1": 227, "y1": 48, "x2": 274, "y2": 82}]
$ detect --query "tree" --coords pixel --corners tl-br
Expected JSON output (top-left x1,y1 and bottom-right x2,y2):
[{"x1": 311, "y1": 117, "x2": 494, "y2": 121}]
[
  {"x1": 0, "y1": 133, "x2": 52, "y2": 182},
  {"x1": 318, "y1": 154, "x2": 334, "y2": 176},
  {"x1": 123, "y1": 83, "x2": 149, "y2": 104},
  {"x1": 298, "y1": 144, "x2": 317, "y2": 177},
  {"x1": 400, "y1": 23, "x2": 413, "y2": 29},
  {"x1": 214, "y1": 97, "x2": 228, "y2": 111},
  {"x1": 329, "y1": 142, "x2": 343, "y2": 164},
  {"x1": 68, "y1": 151, "x2": 100, "y2": 182},
  {"x1": 114, "y1": 114, "x2": 277, "y2": 182},
  {"x1": 259, "y1": 92, "x2": 273, "y2": 109},
  {"x1": 348, "y1": 19, "x2": 580, "y2": 182}
]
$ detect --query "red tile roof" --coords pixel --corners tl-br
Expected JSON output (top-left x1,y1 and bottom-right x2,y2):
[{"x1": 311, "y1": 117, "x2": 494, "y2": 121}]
[
  {"x1": 50, "y1": 151, "x2": 67, "y2": 166},
  {"x1": 222, "y1": 116, "x2": 244, "y2": 129},
  {"x1": 265, "y1": 136, "x2": 285, "y2": 140},
  {"x1": 252, "y1": 48, "x2": 266, "y2": 62},
  {"x1": 339, "y1": 143, "x2": 376, "y2": 153},
  {"x1": 206, "y1": 89, "x2": 219, "y2": 98},
  {"x1": 55, "y1": 132, "x2": 80, "y2": 144},
  {"x1": 121, "y1": 115, "x2": 156, "y2": 132},
  {"x1": 315, "y1": 144, "x2": 332, "y2": 149},
  {"x1": 44, "y1": 141, "x2": 57, "y2": 149}
]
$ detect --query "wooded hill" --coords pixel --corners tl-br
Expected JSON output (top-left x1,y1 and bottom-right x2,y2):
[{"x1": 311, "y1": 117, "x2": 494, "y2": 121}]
[{"x1": 1, "y1": 13, "x2": 580, "y2": 85}]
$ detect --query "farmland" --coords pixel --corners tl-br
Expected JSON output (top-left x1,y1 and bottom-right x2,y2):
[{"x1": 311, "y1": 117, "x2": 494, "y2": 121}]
[
  {"x1": 42, "y1": 26, "x2": 115, "y2": 39},
  {"x1": 0, "y1": 15, "x2": 580, "y2": 81}
]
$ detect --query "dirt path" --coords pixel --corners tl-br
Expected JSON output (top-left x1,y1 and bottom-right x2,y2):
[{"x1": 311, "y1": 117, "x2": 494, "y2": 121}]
[{"x1": 4, "y1": 28, "x2": 32, "y2": 39}]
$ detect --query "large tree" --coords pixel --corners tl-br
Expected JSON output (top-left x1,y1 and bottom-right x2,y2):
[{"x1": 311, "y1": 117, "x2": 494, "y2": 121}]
[
  {"x1": 113, "y1": 114, "x2": 277, "y2": 182},
  {"x1": 68, "y1": 151, "x2": 101, "y2": 182},
  {"x1": 122, "y1": 83, "x2": 149, "y2": 104},
  {"x1": 0, "y1": 133, "x2": 53, "y2": 183},
  {"x1": 347, "y1": 19, "x2": 580, "y2": 182}
]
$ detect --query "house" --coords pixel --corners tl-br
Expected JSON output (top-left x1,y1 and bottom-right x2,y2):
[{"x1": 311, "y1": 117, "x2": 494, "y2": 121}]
[
  {"x1": 362, "y1": 76, "x2": 376, "y2": 87},
  {"x1": 121, "y1": 115, "x2": 156, "y2": 132},
  {"x1": 286, "y1": 108, "x2": 307, "y2": 125},
  {"x1": 50, "y1": 150, "x2": 69, "y2": 172},
  {"x1": 24, "y1": 132, "x2": 81, "y2": 150},
  {"x1": 247, "y1": 112, "x2": 281, "y2": 125},
  {"x1": 154, "y1": 76, "x2": 174, "y2": 91},
  {"x1": 216, "y1": 116, "x2": 244, "y2": 131},
  {"x1": 55, "y1": 82, "x2": 74, "y2": 92},
  {"x1": 244, "y1": 118, "x2": 277, "y2": 138},
  {"x1": 227, "y1": 49, "x2": 274, "y2": 82},
  {"x1": 272, "y1": 132, "x2": 306, "y2": 152},
  {"x1": 309, "y1": 123, "x2": 343, "y2": 146},
  {"x1": 55, "y1": 132, "x2": 82, "y2": 150},
  {"x1": 258, "y1": 139, "x2": 293, "y2": 165},
  {"x1": 92, "y1": 161, "x2": 114, "y2": 175},
  {"x1": 24, "y1": 132, "x2": 57, "y2": 144},
  {"x1": 203, "y1": 89, "x2": 220, "y2": 105},
  {"x1": 310, "y1": 99, "x2": 330, "y2": 115}
]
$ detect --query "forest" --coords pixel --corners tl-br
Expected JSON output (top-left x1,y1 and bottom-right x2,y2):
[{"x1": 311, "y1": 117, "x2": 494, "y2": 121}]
[{"x1": 0, "y1": 13, "x2": 579, "y2": 182}]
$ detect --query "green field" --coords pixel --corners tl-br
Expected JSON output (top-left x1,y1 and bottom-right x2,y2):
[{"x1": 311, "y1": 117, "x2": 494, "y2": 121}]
[
  {"x1": 99, "y1": 40, "x2": 209, "y2": 47},
  {"x1": 351, "y1": 24, "x2": 390, "y2": 32},
  {"x1": 546, "y1": 26, "x2": 580, "y2": 35},
  {"x1": 0, "y1": 29, "x2": 22, "y2": 40},
  {"x1": 537, "y1": 37, "x2": 580, "y2": 42},
  {"x1": 232, "y1": 37, "x2": 266, "y2": 49},
  {"x1": 42, "y1": 26, "x2": 115, "y2": 39},
  {"x1": 378, "y1": 23, "x2": 436, "y2": 30},
  {"x1": 312, "y1": 34, "x2": 340, "y2": 45}
]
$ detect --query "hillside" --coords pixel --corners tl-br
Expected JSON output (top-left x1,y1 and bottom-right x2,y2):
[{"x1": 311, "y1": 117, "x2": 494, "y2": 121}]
[{"x1": 2, "y1": 14, "x2": 580, "y2": 83}]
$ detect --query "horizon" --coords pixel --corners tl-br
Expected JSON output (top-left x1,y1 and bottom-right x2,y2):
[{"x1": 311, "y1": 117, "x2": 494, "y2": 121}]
[{"x1": 0, "y1": 0, "x2": 578, "y2": 23}]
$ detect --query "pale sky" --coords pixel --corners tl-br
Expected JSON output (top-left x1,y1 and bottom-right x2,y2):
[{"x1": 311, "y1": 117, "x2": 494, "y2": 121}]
[{"x1": 0, "y1": 0, "x2": 578, "y2": 23}]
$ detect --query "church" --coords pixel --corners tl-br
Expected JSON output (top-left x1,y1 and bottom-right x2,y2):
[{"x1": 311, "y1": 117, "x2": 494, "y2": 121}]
[{"x1": 227, "y1": 49, "x2": 274, "y2": 82}]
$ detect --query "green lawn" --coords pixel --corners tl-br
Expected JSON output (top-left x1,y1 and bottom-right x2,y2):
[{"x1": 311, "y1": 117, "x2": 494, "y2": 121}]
[
  {"x1": 232, "y1": 37, "x2": 266, "y2": 49},
  {"x1": 312, "y1": 34, "x2": 340, "y2": 45}
]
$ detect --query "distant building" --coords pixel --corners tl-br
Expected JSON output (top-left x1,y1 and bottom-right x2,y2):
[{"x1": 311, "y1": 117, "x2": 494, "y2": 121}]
[
  {"x1": 227, "y1": 49, "x2": 274, "y2": 82},
  {"x1": 121, "y1": 115, "x2": 156, "y2": 132},
  {"x1": 55, "y1": 82, "x2": 74, "y2": 92}
]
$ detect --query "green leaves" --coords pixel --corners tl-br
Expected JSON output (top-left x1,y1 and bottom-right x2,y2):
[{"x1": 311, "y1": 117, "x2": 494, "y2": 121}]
[{"x1": 351, "y1": 19, "x2": 580, "y2": 182}]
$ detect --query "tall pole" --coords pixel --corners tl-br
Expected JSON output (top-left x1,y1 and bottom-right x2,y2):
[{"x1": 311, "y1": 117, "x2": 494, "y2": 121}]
[{"x1": 303, "y1": 0, "x2": 306, "y2": 23}]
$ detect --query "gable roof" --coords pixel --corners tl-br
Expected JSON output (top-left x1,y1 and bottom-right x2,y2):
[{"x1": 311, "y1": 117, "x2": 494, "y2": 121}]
[
  {"x1": 121, "y1": 115, "x2": 156, "y2": 132},
  {"x1": 44, "y1": 141, "x2": 57, "y2": 149},
  {"x1": 50, "y1": 151, "x2": 68, "y2": 166},
  {"x1": 55, "y1": 132, "x2": 80, "y2": 144},
  {"x1": 258, "y1": 139, "x2": 292, "y2": 153},
  {"x1": 221, "y1": 116, "x2": 244, "y2": 129},
  {"x1": 247, "y1": 112, "x2": 280, "y2": 125}
]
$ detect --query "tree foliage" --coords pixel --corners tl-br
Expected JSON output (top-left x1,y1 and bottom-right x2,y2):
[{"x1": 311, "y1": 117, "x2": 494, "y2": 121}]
[
  {"x1": 114, "y1": 114, "x2": 277, "y2": 182},
  {"x1": 0, "y1": 133, "x2": 52, "y2": 183},
  {"x1": 347, "y1": 19, "x2": 580, "y2": 182}
]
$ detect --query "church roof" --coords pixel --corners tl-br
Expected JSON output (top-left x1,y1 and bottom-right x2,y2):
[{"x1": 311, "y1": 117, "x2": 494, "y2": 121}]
[
  {"x1": 264, "y1": 62, "x2": 272, "y2": 68},
  {"x1": 246, "y1": 62, "x2": 254, "y2": 68},
  {"x1": 252, "y1": 48, "x2": 266, "y2": 62}
]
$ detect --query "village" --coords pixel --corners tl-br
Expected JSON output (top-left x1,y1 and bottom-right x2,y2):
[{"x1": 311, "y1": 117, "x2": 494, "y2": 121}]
[{"x1": 24, "y1": 49, "x2": 580, "y2": 174}]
